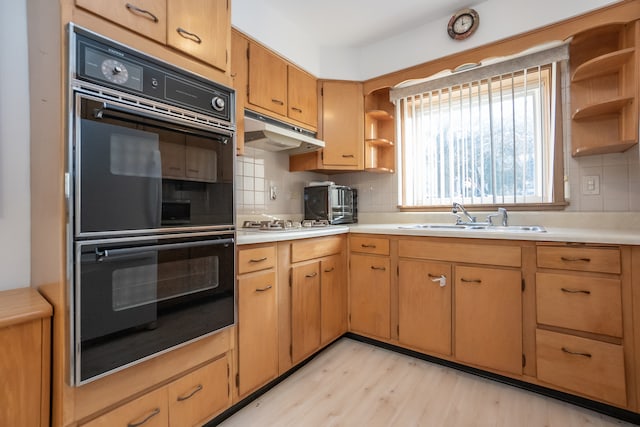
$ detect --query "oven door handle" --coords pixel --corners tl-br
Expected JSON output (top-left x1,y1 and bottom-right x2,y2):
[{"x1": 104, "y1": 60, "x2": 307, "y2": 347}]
[
  {"x1": 95, "y1": 102, "x2": 230, "y2": 144},
  {"x1": 96, "y1": 237, "x2": 234, "y2": 262}
]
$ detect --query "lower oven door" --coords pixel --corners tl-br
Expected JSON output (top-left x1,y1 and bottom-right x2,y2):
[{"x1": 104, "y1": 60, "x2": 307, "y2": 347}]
[{"x1": 73, "y1": 232, "x2": 235, "y2": 385}]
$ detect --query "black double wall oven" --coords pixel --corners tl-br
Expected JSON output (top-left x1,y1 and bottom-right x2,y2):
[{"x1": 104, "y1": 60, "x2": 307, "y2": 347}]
[{"x1": 67, "y1": 25, "x2": 236, "y2": 385}]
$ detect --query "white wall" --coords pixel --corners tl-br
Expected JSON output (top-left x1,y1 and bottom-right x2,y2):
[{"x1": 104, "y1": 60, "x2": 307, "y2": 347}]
[
  {"x1": 233, "y1": 0, "x2": 621, "y2": 80},
  {"x1": 0, "y1": 0, "x2": 30, "y2": 290}
]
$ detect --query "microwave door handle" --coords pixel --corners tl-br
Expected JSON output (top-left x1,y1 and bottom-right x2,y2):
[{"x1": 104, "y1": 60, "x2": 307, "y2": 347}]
[{"x1": 96, "y1": 238, "x2": 234, "y2": 262}]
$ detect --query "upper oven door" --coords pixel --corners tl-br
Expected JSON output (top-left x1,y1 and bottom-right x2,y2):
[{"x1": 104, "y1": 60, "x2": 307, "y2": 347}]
[{"x1": 73, "y1": 93, "x2": 235, "y2": 238}]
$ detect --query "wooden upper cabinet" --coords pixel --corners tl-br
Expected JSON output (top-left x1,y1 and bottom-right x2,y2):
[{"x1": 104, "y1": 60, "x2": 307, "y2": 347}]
[
  {"x1": 248, "y1": 42, "x2": 288, "y2": 116},
  {"x1": 167, "y1": 0, "x2": 230, "y2": 71},
  {"x1": 288, "y1": 67, "x2": 318, "y2": 128},
  {"x1": 320, "y1": 80, "x2": 364, "y2": 169},
  {"x1": 75, "y1": 0, "x2": 167, "y2": 43}
]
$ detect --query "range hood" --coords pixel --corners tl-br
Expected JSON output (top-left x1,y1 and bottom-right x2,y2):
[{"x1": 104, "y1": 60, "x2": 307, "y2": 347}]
[{"x1": 244, "y1": 110, "x2": 325, "y2": 154}]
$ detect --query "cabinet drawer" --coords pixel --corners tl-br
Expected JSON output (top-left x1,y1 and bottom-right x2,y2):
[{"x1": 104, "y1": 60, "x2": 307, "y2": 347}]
[
  {"x1": 536, "y1": 329, "x2": 626, "y2": 407},
  {"x1": 168, "y1": 356, "x2": 230, "y2": 426},
  {"x1": 350, "y1": 236, "x2": 389, "y2": 255},
  {"x1": 82, "y1": 387, "x2": 168, "y2": 427},
  {"x1": 399, "y1": 240, "x2": 521, "y2": 267},
  {"x1": 536, "y1": 246, "x2": 620, "y2": 274},
  {"x1": 238, "y1": 245, "x2": 276, "y2": 274},
  {"x1": 536, "y1": 272, "x2": 622, "y2": 337},
  {"x1": 291, "y1": 235, "x2": 343, "y2": 263}
]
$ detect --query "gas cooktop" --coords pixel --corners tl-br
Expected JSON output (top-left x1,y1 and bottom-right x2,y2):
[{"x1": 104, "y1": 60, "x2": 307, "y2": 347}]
[{"x1": 242, "y1": 219, "x2": 332, "y2": 232}]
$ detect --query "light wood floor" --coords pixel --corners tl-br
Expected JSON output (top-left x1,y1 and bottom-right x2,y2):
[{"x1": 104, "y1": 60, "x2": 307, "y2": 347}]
[{"x1": 220, "y1": 338, "x2": 634, "y2": 427}]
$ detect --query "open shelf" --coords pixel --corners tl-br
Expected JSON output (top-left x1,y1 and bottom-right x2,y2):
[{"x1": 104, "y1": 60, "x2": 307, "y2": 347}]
[
  {"x1": 571, "y1": 96, "x2": 633, "y2": 121},
  {"x1": 571, "y1": 48, "x2": 635, "y2": 82},
  {"x1": 365, "y1": 138, "x2": 394, "y2": 147},
  {"x1": 572, "y1": 140, "x2": 637, "y2": 157},
  {"x1": 366, "y1": 110, "x2": 394, "y2": 120}
]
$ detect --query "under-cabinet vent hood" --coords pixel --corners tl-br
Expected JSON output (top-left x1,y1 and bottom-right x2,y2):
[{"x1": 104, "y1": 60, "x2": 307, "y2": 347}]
[{"x1": 244, "y1": 110, "x2": 325, "y2": 154}]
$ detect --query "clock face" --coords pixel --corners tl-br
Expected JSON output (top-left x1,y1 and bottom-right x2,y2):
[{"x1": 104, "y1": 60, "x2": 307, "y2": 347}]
[{"x1": 447, "y1": 8, "x2": 479, "y2": 40}]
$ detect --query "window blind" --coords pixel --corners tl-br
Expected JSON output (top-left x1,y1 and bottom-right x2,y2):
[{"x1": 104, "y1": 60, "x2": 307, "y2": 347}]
[{"x1": 392, "y1": 44, "x2": 568, "y2": 208}]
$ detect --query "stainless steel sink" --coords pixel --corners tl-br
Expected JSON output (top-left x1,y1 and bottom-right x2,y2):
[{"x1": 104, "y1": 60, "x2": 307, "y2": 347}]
[{"x1": 398, "y1": 224, "x2": 546, "y2": 232}]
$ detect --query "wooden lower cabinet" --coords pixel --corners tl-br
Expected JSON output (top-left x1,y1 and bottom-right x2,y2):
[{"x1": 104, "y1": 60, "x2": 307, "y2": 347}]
[
  {"x1": 349, "y1": 253, "x2": 391, "y2": 339},
  {"x1": 83, "y1": 356, "x2": 230, "y2": 426},
  {"x1": 290, "y1": 239, "x2": 347, "y2": 364},
  {"x1": 536, "y1": 329, "x2": 626, "y2": 407},
  {"x1": 291, "y1": 262, "x2": 322, "y2": 363},
  {"x1": 398, "y1": 260, "x2": 452, "y2": 356},
  {"x1": 0, "y1": 289, "x2": 52, "y2": 427},
  {"x1": 455, "y1": 266, "x2": 523, "y2": 375},
  {"x1": 237, "y1": 268, "x2": 278, "y2": 397},
  {"x1": 320, "y1": 255, "x2": 347, "y2": 345}
]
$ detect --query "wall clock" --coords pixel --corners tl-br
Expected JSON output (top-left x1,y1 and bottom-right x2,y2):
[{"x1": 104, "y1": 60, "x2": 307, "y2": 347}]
[{"x1": 447, "y1": 8, "x2": 479, "y2": 40}]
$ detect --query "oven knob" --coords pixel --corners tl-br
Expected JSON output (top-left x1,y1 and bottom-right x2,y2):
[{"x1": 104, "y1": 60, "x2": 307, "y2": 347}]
[{"x1": 211, "y1": 96, "x2": 225, "y2": 112}]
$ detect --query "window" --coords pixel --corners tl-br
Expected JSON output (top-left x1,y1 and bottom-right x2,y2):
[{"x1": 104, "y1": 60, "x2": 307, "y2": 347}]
[{"x1": 391, "y1": 45, "x2": 568, "y2": 210}]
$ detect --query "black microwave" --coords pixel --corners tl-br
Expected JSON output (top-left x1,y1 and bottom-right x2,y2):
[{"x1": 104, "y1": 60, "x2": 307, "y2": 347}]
[{"x1": 304, "y1": 185, "x2": 357, "y2": 224}]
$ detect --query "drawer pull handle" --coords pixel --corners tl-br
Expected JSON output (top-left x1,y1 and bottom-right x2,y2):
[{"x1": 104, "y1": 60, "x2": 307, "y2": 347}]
[
  {"x1": 177, "y1": 384, "x2": 203, "y2": 401},
  {"x1": 255, "y1": 285, "x2": 273, "y2": 292},
  {"x1": 128, "y1": 408, "x2": 161, "y2": 427},
  {"x1": 125, "y1": 3, "x2": 159, "y2": 23},
  {"x1": 291, "y1": 107, "x2": 303, "y2": 113},
  {"x1": 324, "y1": 267, "x2": 335, "y2": 273},
  {"x1": 361, "y1": 244, "x2": 377, "y2": 248},
  {"x1": 176, "y1": 27, "x2": 202, "y2": 44},
  {"x1": 561, "y1": 347, "x2": 592, "y2": 358},
  {"x1": 249, "y1": 257, "x2": 268, "y2": 263},
  {"x1": 271, "y1": 98, "x2": 284, "y2": 105},
  {"x1": 461, "y1": 278, "x2": 482, "y2": 284},
  {"x1": 371, "y1": 266, "x2": 386, "y2": 271},
  {"x1": 305, "y1": 272, "x2": 318, "y2": 278},
  {"x1": 561, "y1": 287, "x2": 591, "y2": 295},
  {"x1": 560, "y1": 256, "x2": 591, "y2": 262},
  {"x1": 342, "y1": 154, "x2": 355, "y2": 158}
]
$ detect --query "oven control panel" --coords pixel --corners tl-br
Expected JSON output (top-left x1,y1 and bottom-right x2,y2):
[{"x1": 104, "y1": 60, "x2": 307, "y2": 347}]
[{"x1": 73, "y1": 26, "x2": 234, "y2": 123}]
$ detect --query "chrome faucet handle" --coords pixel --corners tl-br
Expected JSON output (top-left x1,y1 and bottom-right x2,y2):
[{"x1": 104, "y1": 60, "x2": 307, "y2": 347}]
[{"x1": 487, "y1": 208, "x2": 508, "y2": 226}]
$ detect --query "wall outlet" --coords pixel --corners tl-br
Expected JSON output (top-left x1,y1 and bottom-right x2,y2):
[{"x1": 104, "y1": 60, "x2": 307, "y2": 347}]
[{"x1": 581, "y1": 175, "x2": 600, "y2": 195}]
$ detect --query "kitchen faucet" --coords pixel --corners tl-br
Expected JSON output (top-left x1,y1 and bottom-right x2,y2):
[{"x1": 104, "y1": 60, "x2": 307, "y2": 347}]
[
  {"x1": 452, "y1": 202, "x2": 477, "y2": 225},
  {"x1": 452, "y1": 203, "x2": 509, "y2": 227}
]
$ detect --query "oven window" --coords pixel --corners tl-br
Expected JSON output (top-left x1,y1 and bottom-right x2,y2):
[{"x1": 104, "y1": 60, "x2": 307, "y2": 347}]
[
  {"x1": 76, "y1": 96, "x2": 234, "y2": 235},
  {"x1": 77, "y1": 235, "x2": 234, "y2": 383}
]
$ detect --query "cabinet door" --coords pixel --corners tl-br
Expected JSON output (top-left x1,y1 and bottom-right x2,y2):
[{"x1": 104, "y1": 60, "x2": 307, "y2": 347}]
[
  {"x1": 168, "y1": 356, "x2": 230, "y2": 426},
  {"x1": 185, "y1": 136, "x2": 217, "y2": 182},
  {"x1": 321, "y1": 255, "x2": 347, "y2": 345},
  {"x1": 82, "y1": 387, "x2": 169, "y2": 427},
  {"x1": 349, "y1": 254, "x2": 390, "y2": 339},
  {"x1": 321, "y1": 81, "x2": 364, "y2": 168},
  {"x1": 455, "y1": 266, "x2": 522, "y2": 375},
  {"x1": 398, "y1": 260, "x2": 452, "y2": 356},
  {"x1": 75, "y1": 0, "x2": 167, "y2": 43},
  {"x1": 248, "y1": 42, "x2": 287, "y2": 116},
  {"x1": 291, "y1": 263, "x2": 321, "y2": 363},
  {"x1": 288, "y1": 67, "x2": 317, "y2": 128},
  {"x1": 167, "y1": 0, "x2": 229, "y2": 71},
  {"x1": 238, "y1": 271, "x2": 278, "y2": 396}
]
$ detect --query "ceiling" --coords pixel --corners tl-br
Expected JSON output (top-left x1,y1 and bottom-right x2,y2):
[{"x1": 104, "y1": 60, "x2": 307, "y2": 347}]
[{"x1": 263, "y1": 0, "x2": 483, "y2": 48}]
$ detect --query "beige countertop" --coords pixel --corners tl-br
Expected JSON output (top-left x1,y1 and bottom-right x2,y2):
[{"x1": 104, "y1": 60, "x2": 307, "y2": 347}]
[{"x1": 236, "y1": 221, "x2": 640, "y2": 245}]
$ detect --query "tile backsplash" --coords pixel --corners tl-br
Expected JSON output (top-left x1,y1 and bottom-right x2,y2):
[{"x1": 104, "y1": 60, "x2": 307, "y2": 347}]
[
  {"x1": 236, "y1": 146, "x2": 327, "y2": 217},
  {"x1": 237, "y1": 143, "x2": 639, "y2": 217}
]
